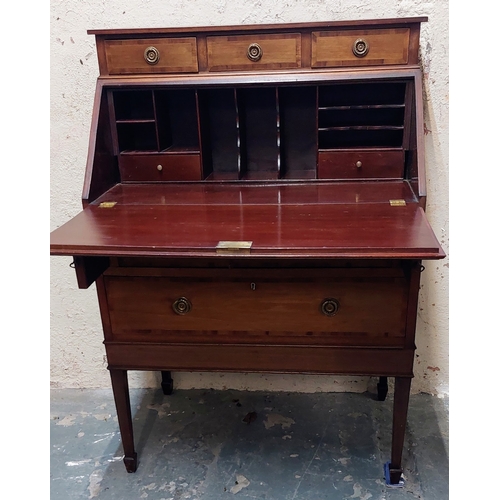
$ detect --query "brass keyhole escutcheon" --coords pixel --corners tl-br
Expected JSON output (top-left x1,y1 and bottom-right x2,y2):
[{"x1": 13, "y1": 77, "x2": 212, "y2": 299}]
[
  {"x1": 172, "y1": 297, "x2": 191, "y2": 315},
  {"x1": 321, "y1": 298, "x2": 340, "y2": 316},
  {"x1": 352, "y1": 38, "x2": 369, "y2": 57},
  {"x1": 144, "y1": 46, "x2": 160, "y2": 65},
  {"x1": 247, "y1": 43, "x2": 263, "y2": 62}
]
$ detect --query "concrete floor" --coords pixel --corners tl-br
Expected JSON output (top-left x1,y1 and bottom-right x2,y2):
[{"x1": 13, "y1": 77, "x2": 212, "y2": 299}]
[{"x1": 50, "y1": 385, "x2": 448, "y2": 499}]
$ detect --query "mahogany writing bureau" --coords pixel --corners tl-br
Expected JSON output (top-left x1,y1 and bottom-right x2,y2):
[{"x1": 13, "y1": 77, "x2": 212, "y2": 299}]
[{"x1": 50, "y1": 17, "x2": 445, "y2": 484}]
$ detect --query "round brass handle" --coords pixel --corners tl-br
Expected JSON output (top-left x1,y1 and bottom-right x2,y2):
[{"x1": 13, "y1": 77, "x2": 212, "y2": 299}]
[
  {"x1": 321, "y1": 298, "x2": 340, "y2": 317},
  {"x1": 247, "y1": 43, "x2": 263, "y2": 62},
  {"x1": 157, "y1": 164, "x2": 163, "y2": 171},
  {"x1": 172, "y1": 297, "x2": 191, "y2": 315},
  {"x1": 356, "y1": 161, "x2": 362, "y2": 168},
  {"x1": 352, "y1": 38, "x2": 369, "y2": 58},
  {"x1": 144, "y1": 46, "x2": 160, "y2": 65}
]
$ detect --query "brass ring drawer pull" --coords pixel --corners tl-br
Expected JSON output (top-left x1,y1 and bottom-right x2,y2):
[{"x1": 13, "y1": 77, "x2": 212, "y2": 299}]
[
  {"x1": 144, "y1": 46, "x2": 160, "y2": 65},
  {"x1": 321, "y1": 298, "x2": 340, "y2": 316},
  {"x1": 247, "y1": 43, "x2": 263, "y2": 62},
  {"x1": 352, "y1": 38, "x2": 369, "y2": 58},
  {"x1": 172, "y1": 297, "x2": 191, "y2": 315}
]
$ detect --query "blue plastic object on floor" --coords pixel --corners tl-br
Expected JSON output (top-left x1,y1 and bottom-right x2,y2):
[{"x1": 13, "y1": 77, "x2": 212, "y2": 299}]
[{"x1": 384, "y1": 461, "x2": 405, "y2": 488}]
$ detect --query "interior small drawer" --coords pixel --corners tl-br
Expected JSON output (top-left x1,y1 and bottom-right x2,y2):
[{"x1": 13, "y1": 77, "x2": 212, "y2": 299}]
[
  {"x1": 312, "y1": 28, "x2": 410, "y2": 68},
  {"x1": 318, "y1": 149, "x2": 404, "y2": 179},
  {"x1": 119, "y1": 153, "x2": 202, "y2": 182},
  {"x1": 104, "y1": 37, "x2": 198, "y2": 74},
  {"x1": 207, "y1": 33, "x2": 301, "y2": 72},
  {"x1": 104, "y1": 273, "x2": 408, "y2": 347}
]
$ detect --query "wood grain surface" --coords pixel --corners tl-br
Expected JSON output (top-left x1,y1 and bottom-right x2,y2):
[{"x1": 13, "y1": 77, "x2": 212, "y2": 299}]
[{"x1": 50, "y1": 182, "x2": 444, "y2": 259}]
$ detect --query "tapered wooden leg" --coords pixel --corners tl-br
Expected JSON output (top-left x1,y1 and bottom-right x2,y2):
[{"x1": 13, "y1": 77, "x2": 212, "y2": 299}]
[
  {"x1": 161, "y1": 370, "x2": 174, "y2": 395},
  {"x1": 109, "y1": 369, "x2": 137, "y2": 472},
  {"x1": 389, "y1": 376, "x2": 412, "y2": 484},
  {"x1": 377, "y1": 376, "x2": 388, "y2": 401}
]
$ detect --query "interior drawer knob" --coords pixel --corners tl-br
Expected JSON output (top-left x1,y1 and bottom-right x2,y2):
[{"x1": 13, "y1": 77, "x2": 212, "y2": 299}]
[
  {"x1": 172, "y1": 297, "x2": 191, "y2": 315},
  {"x1": 144, "y1": 46, "x2": 160, "y2": 65},
  {"x1": 356, "y1": 161, "x2": 362, "y2": 168},
  {"x1": 321, "y1": 298, "x2": 340, "y2": 316},
  {"x1": 352, "y1": 38, "x2": 369, "y2": 57},
  {"x1": 247, "y1": 43, "x2": 263, "y2": 62}
]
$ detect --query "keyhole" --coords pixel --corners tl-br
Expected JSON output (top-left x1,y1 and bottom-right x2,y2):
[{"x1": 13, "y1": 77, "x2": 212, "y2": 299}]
[{"x1": 250, "y1": 282, "x2": 256, "y2": 291}]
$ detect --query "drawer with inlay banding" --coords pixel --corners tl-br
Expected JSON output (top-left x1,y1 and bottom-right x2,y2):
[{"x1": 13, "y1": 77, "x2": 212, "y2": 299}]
[{"x1": 104, "y1": 271, "x2": 409, "y2": 347}]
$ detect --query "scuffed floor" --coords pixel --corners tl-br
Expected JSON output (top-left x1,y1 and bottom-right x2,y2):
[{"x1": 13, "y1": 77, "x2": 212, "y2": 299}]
[{"x1": 50, "y1": 387, "x2": 448, "y2": 499}]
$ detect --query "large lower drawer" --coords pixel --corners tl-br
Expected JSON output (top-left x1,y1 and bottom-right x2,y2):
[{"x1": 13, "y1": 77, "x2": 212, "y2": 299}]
[
  {"x1": 103, "y1": 270, "x2": 408, "y2": 346},
  {"x1": 207, "y1": 33, "x2": 301, "y2": 71}
]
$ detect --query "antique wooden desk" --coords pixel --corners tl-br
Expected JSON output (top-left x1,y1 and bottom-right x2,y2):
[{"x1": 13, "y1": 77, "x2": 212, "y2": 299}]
[{"x1": 50, "y1": 17, "x2": 445, "y2": 484}]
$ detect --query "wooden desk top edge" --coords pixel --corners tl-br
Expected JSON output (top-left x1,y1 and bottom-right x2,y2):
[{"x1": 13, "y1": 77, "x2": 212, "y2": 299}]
[{"x1": 87, "y1": 17, "x2": 428, "y2": 36}]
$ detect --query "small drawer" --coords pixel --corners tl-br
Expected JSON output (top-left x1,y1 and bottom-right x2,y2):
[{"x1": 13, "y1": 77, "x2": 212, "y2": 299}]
[
  {"x1": 318, "y1": 149, "x2": 404, "y2": 179},
  {"x1": 207, "y1": 33, "x2": 301, "y2": 72},
  {"x1": 104, "y1": 272, "x2": 408, "y2": 347},
  {"x1": 104, "y1": 37, "x2": 198, "y2": 75},
  {"x1": 119, "y1": 153, "x2": 202, "y2": 182},
  {"x1": 312, "y1": 28, "x2": 410, "y2": 68}
]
